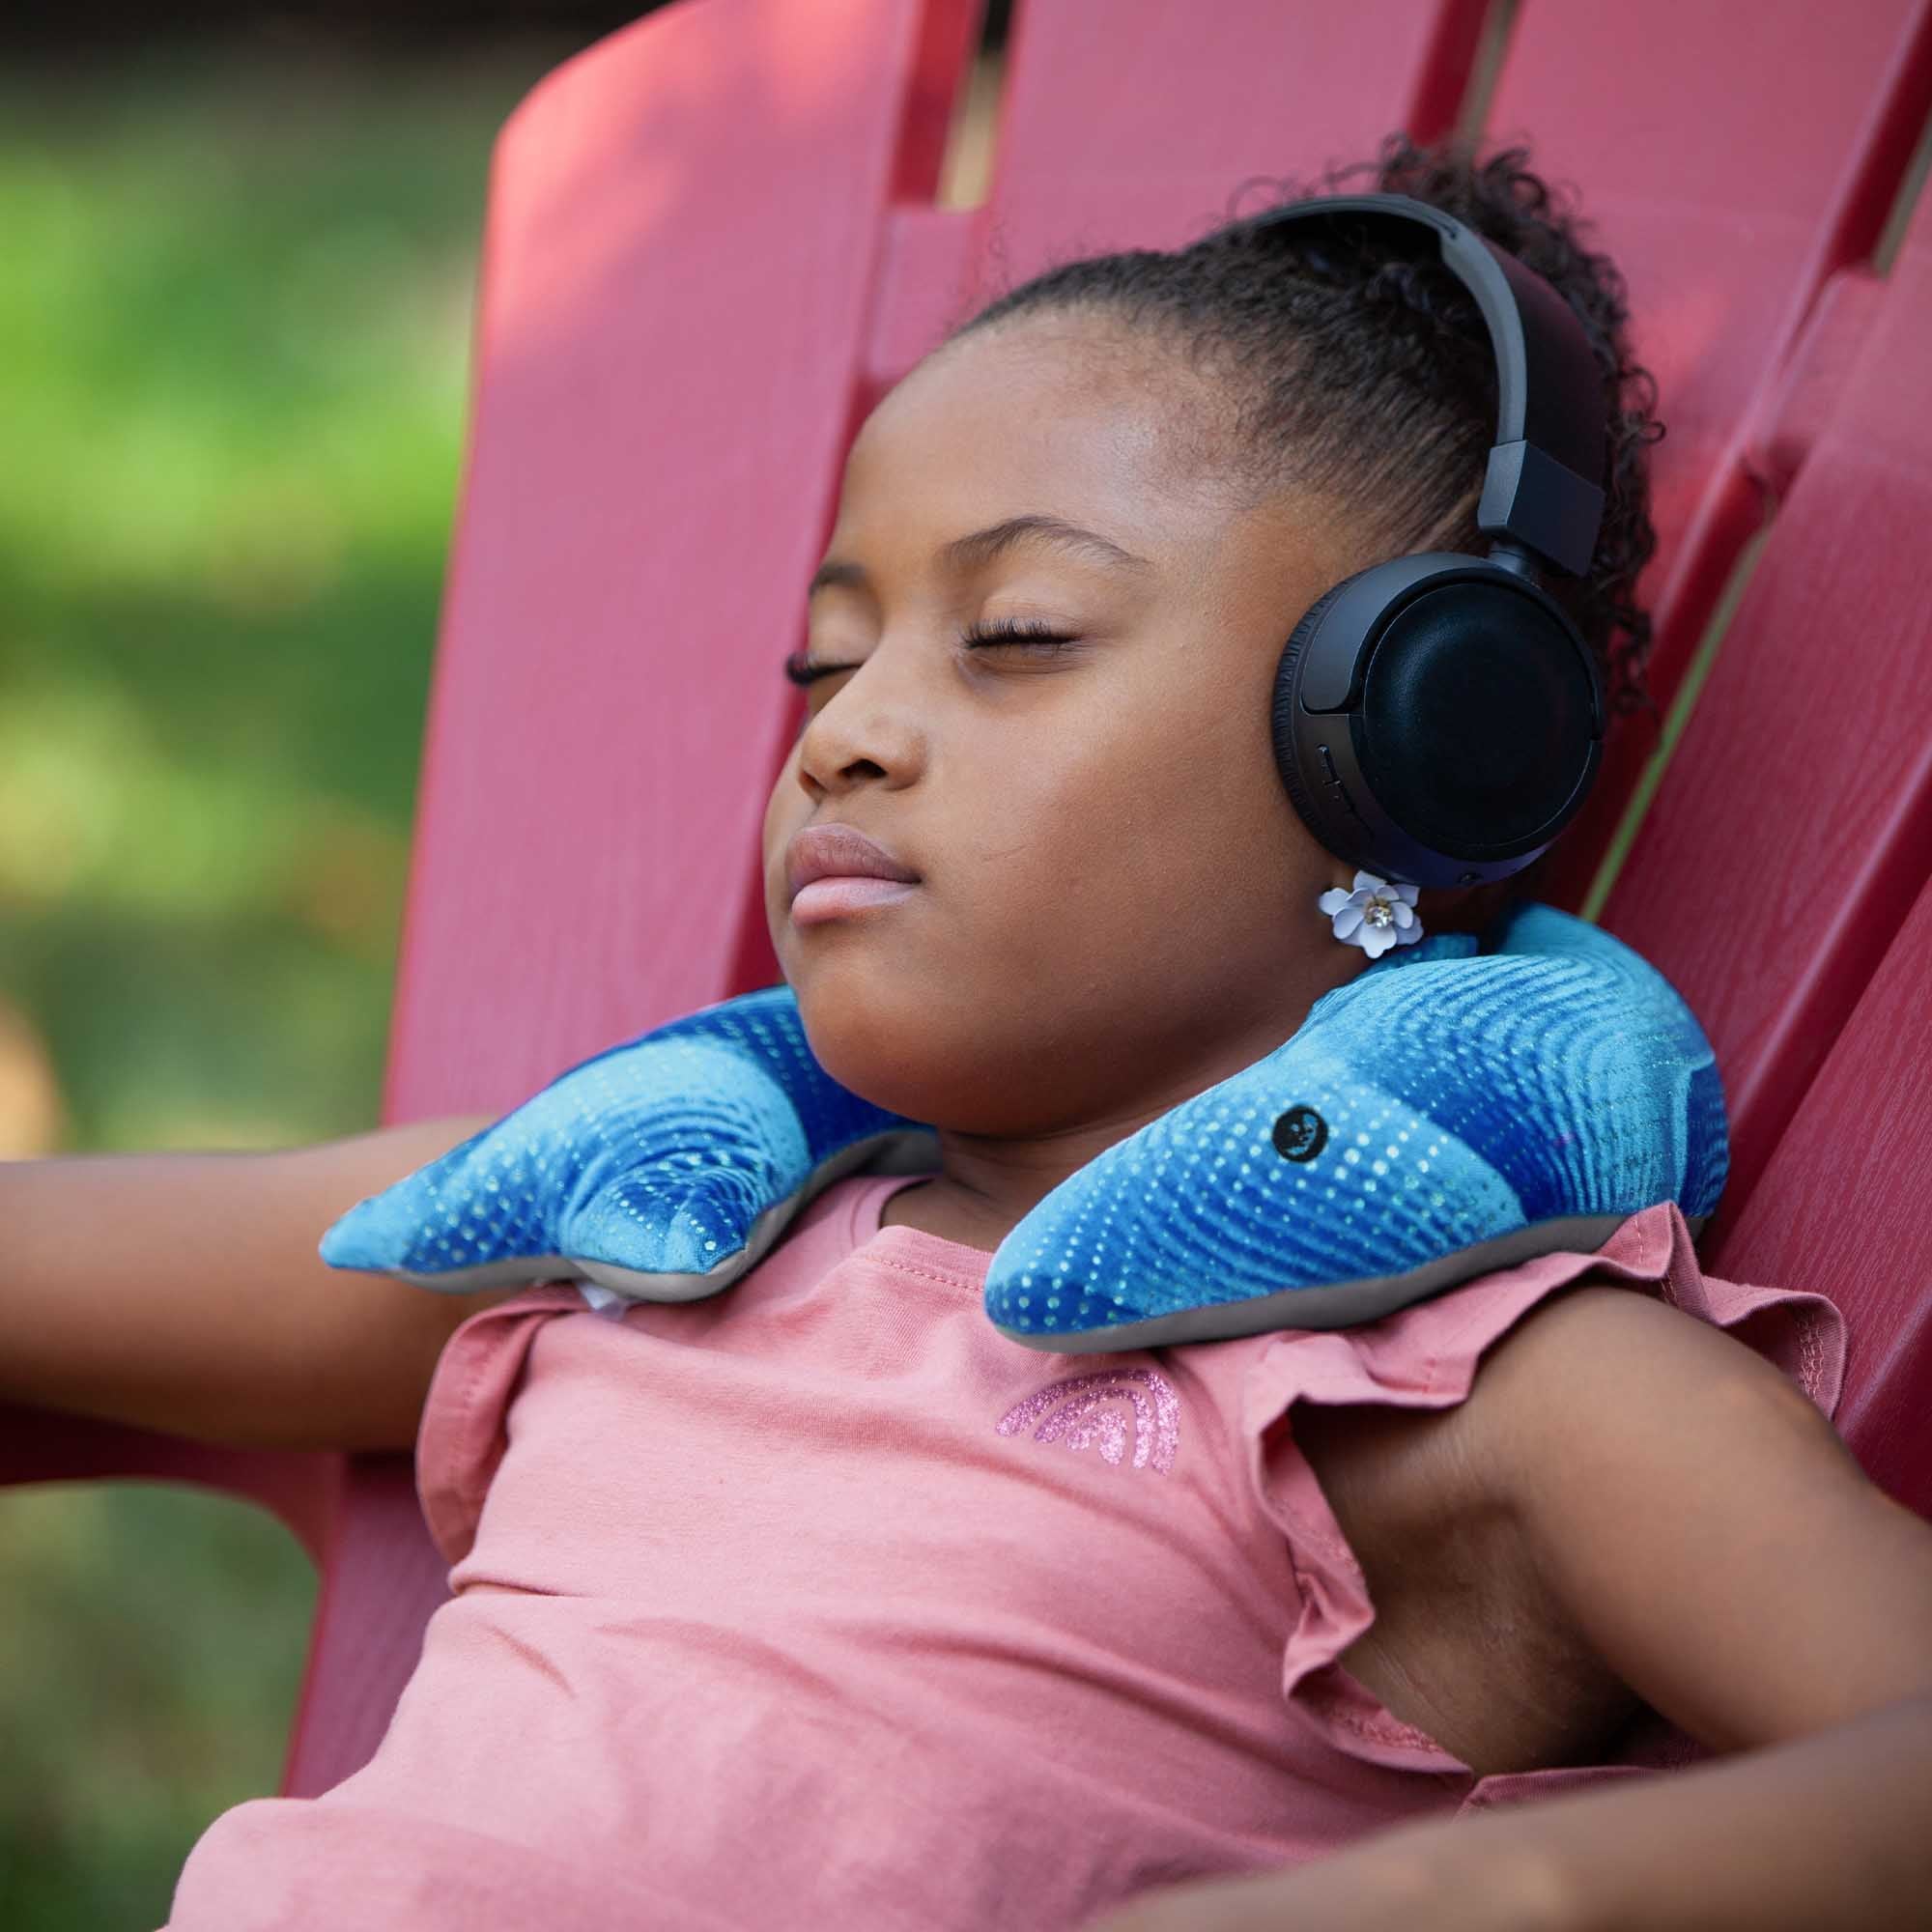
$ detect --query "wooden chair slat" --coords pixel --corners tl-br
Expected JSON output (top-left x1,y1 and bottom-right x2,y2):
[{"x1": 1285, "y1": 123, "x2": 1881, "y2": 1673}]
[
  {"x1": 1492, "y1": 0, "x2": 1932, "y2": 907},
  {"x1": 1712, "y1": 870, "x2": 1932, "y2": 1516},
  {"x1": 296, "y1": 0, "x2": 944, "y2": 1794},
  {"x1": 1602, "y1": 186, "x2": 1932, "y2": 1232},
  {"x1": 886, "y1": 0, "x2": 1490, "y2": 379}
]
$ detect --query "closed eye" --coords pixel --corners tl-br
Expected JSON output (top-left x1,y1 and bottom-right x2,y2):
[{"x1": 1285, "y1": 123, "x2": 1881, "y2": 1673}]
[
  {"x1": 957, "y1": 615, "x2": 1080, "y2": 653},
  {"x1": 783, "y1": 650, "x2": 847, "y2": 686},
  {"x1": 783, "y1": 616, "x2": 1081, "y2": 685}
]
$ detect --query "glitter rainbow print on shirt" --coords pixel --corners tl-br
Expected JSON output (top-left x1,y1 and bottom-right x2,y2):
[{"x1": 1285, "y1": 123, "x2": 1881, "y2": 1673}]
[{"x1": 996, "y1": 1369, "x2": 1181, "y2": 1474}]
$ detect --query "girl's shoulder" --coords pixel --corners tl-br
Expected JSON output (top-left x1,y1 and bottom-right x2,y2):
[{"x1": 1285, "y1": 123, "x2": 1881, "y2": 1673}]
[{"x1": 1239, "y1": 1202, "x2": 1849, "y2": 1778}]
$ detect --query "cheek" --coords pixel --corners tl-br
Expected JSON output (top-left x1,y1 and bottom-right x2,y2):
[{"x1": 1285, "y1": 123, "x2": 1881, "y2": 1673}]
[
  {"x1": 760, "y1": 763, "x2": 806, "y2": 930},
  {"x1": 762, "y1": 751, "x2": 802, "y2": 859},
  {"x1": 968, "y1": 701, "x2": 1275, "y2": 945}
]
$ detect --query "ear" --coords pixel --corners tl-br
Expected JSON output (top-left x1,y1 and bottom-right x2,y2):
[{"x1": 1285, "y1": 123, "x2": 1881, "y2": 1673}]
[{"x1": 1419, "y1": 879, "x2": 1502, "y2": 939}]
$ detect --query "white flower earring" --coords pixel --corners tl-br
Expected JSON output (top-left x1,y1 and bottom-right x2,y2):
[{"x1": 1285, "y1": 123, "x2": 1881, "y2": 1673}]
[{"x1": 1318, "y1": 869, "x2": 1425, "y2": 960}]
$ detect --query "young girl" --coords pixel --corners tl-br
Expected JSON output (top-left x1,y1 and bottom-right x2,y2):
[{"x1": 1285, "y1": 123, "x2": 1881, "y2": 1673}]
[{"x1": 18, "y1": 136, "x2": 1932, "y2": 1930}]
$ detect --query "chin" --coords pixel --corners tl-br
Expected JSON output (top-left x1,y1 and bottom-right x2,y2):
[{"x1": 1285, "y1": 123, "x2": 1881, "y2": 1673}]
[
  {"x1": 794, "y1": 1000, "x2": 917, "y2": 1109},
  {"x1": 786, "y1": 952, "x2": 1056, "y2": 1132},
  {"x1": 786, "y1": 993, "x2": 957, "y2": 1125}
]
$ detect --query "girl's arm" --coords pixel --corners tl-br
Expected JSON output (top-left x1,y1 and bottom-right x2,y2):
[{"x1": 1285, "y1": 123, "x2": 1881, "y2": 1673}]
[
  {"x1": 0, "y1": 1114, "x2": 522, "y2": 1454},
  {"x1": 1087, "y1": 1283, "x2": 1932, "y2": 1932},
  {"x1": 1090, "y1": 1694, "x2": 1932, "y2": 1931}
]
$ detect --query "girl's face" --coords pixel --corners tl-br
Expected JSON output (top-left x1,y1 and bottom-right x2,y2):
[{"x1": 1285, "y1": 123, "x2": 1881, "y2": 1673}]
[{"x1": 761, "y1": 311, "x2": 1382, "y2": 1141}]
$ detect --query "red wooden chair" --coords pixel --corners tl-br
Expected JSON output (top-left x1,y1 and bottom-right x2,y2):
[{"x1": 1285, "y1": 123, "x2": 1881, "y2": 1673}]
[{"x1": 5, "y1": 0, "x2": 1930, "y2": 1818}]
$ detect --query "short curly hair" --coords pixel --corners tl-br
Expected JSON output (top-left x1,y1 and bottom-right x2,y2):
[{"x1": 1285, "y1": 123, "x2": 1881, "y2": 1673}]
[{"x1": 951, "y1": 131, "x2": 1666, "y2": 739}]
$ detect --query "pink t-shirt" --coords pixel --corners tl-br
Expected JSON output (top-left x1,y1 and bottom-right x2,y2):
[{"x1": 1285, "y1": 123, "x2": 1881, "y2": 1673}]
[{"x1": 169, "y1": 1174, "x2": 1845, "y2": 1931}]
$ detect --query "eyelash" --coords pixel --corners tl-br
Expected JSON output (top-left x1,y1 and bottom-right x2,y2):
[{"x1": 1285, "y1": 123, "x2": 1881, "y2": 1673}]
[{"x1": 782, "y1": 616, "x2": 1078, "y2": 686}]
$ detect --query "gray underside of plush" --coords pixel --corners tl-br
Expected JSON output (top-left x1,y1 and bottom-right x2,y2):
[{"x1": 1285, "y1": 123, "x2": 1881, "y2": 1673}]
[{"x1": 997, "y1": 1211, "x2": 1712, "y2": 1353}]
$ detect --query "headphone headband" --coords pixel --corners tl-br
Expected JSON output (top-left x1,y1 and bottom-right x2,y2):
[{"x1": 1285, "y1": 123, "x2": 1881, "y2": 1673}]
[{"x1": 1234, "y1": 191, "x2": 1606, "y2": 578}]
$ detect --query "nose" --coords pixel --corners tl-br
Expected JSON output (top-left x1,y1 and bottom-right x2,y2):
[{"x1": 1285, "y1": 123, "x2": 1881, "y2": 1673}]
[{"x1": 793, "y1": 657, "x2": 921, "y2": 799}]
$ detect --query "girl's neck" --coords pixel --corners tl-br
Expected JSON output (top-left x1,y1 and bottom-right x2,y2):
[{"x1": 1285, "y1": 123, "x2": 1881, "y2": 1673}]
[
  {"x1": 877, "y1": 947, "x2": 1391, "y2": 1252},
  {"x1": 875, "y1": 1099, "x2": 1184, "y2": 1252}
]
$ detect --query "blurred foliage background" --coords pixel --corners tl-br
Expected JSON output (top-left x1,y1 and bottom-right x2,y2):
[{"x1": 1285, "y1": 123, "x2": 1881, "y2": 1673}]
[{"x1": 0, "y1": 13, "x2": 650, "y2": 1926}]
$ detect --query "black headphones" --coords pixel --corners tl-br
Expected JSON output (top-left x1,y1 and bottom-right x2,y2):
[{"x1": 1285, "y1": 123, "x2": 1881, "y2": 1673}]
[{"x1": 1241, "y1": 192, "x2": 1609, "y2": 890}]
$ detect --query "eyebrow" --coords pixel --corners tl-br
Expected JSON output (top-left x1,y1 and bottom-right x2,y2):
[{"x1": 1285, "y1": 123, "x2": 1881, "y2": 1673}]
[{"x1": 808, "y1": 514, "x2": 1152, "y2": 598}]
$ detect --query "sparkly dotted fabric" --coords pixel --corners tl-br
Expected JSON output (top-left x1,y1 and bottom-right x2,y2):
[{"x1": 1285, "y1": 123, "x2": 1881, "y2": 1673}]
[
  {"x1": 986, "y1": 900, "x2": 1726, "y2": 1347},
  {"x1": 320, "y1": 901, "x2": 1725, "y2": 1346},
  {"x1": 317, "y1": 986, "x2": 938, "y2": 1297}
]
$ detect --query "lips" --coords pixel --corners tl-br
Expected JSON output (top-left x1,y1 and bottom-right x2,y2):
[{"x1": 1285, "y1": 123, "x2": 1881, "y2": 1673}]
[{"x1": 784, "y1": 823, "x2": 921, "y2": 901}]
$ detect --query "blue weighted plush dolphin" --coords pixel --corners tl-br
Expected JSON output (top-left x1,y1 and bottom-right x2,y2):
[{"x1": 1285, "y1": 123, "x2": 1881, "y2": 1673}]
[{"x1": 318, "y1": 899, "x2": 1726, "y2": 1351}]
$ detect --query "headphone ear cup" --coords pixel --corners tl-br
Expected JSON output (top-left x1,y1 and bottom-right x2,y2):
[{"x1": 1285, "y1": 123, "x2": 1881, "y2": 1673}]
[
  {"x1": 1270, "y1": 553, "x2": 1605, "y2": 886},
  {"x1": 1271, "y1": 574, "x2": 1367, "y2": 852},
  {"x1": 1358, "y1": 580, "x2": 1603, "y2": 856}
]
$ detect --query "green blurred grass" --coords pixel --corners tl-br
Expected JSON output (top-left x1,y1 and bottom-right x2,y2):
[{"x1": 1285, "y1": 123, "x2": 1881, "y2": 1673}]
[{"x1": 0, "y1": 39, "x2": 582, "y2": 1930}]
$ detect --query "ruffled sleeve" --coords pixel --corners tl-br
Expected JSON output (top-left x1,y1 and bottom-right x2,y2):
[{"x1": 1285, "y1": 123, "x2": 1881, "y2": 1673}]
[
  {"x1": 414, "y1": 1282, "x2": 585, "y2": 1568},
  {"x1": 1237, "y1": 1200, "x2": 1848, "y2": 1800}
]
